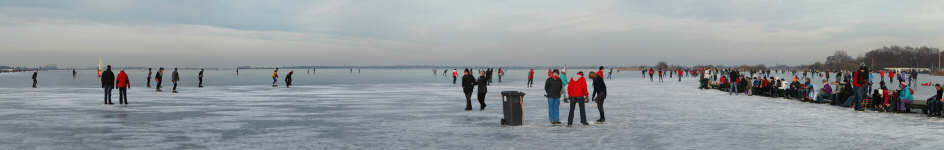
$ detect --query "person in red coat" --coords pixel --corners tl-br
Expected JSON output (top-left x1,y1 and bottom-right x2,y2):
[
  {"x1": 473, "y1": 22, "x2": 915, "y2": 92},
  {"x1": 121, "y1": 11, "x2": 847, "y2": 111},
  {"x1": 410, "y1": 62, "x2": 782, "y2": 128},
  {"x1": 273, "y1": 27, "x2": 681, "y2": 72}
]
[
  {"x1": 566, "y1": 72, "x2": 589, "y2": 126},
  {"x1": 527, "y1": 69, "x2": 535, "y2": 87},
  {"x1": 116, "y1": 68, "x2": 131, "y2": 105}
]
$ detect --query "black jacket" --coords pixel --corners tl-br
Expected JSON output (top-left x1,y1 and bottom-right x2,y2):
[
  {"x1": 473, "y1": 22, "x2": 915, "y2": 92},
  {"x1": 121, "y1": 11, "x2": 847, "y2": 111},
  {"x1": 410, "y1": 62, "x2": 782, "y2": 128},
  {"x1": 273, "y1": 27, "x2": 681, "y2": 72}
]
[
  {"x1": 545, "y1": 77, "x2": 563, "y2": 98},
  {"x1": 32, "y1": 72, "x2": 37, "y2": 80},
  {"x1": 156, "y1": 72, "x2": 163, "y2": 82},
  {"x1": 101, "y1": 70, "x2": 115, "y2": 87},
  {"x1": 856, "y1": 70, "x2": 869, "y2": 85},
  {"x1": 462, "y1": 74, "x2": 476, "y2": 88},
  {"x1": 477, "y1": 75, "x2": 488, "y2": 93},
  {"x1": 592, "y1": 76, "x2": 607, "y2": 93},
  {"x1": 172, "y1": 71, "x2": 180, "y2": 82}
]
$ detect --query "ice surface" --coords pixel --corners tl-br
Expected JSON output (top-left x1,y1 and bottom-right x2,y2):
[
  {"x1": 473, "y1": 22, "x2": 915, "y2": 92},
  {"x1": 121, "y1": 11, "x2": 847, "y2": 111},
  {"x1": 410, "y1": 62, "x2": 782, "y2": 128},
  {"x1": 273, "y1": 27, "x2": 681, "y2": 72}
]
[{"x1": 2, "y1": 70, "x2": 944, "y2": 149}]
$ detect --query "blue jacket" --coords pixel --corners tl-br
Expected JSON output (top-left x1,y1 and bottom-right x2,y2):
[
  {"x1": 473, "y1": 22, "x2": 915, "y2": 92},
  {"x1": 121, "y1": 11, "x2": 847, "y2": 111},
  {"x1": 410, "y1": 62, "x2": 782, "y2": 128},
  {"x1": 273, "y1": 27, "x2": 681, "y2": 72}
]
[{"x1": 899, "y1": 85, "x2": 914, "y2": 102}]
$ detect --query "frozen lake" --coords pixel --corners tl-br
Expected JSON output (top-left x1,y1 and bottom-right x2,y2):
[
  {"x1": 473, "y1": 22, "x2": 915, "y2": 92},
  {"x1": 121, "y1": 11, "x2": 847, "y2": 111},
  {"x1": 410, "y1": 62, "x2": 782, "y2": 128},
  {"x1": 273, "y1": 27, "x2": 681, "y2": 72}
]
[{"x1": 2, "y1": 69, "x2": 944, "y2": 149}]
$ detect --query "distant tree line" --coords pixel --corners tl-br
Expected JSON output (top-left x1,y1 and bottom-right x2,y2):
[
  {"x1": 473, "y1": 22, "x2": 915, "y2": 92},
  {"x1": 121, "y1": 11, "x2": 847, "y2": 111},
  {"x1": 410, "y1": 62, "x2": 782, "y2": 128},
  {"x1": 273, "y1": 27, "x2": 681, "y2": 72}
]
[{"x1": 808, "y1": 45, "x2": 942, "y2": 71}]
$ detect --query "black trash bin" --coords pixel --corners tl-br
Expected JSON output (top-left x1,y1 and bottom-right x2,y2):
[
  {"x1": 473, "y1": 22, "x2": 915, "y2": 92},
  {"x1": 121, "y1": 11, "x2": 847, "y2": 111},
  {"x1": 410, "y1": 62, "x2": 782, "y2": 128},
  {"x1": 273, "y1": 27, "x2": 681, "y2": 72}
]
[{"x1": 501, "y1": 91, "x2": 526, "y2": 126}]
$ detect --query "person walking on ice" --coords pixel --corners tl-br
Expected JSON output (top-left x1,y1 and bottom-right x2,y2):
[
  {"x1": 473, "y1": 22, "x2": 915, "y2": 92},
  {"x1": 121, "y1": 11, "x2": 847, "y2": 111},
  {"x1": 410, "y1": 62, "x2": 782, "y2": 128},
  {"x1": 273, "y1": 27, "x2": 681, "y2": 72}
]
[{"x1": 272, "y1": 68, "x2": 280, "y2": 87}]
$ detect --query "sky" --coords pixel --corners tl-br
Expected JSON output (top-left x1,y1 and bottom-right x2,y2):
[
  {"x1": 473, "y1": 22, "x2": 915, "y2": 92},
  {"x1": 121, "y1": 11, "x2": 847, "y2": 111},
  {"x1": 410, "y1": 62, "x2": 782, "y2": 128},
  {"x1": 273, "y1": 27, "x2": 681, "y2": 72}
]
[{"x1": 2, "y1": 0, "x2": 944, "y2": 67}]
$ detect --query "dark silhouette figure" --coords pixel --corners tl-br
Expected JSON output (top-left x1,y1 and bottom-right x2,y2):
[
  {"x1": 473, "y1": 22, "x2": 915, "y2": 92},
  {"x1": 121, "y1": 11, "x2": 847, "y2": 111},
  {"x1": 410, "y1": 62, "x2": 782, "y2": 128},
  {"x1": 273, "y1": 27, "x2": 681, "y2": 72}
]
[{"x1": 101, "y1": 65, "x2": 115, "y2": 105}]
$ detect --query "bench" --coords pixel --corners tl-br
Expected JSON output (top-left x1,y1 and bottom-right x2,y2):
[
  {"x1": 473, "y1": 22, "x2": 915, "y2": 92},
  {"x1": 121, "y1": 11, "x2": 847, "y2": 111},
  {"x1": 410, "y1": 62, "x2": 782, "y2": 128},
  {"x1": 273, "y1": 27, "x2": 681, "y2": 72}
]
[{"x1": 905, "y1": 99, "x2": 928, "y2": 114}]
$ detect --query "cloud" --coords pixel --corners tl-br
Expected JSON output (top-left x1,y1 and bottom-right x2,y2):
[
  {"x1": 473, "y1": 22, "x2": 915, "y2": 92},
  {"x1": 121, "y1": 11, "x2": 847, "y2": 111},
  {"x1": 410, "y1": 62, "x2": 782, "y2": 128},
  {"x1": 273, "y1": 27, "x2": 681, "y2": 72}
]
[{"x1": 2, "y1": 0, "x2": 944, "y2": 67}]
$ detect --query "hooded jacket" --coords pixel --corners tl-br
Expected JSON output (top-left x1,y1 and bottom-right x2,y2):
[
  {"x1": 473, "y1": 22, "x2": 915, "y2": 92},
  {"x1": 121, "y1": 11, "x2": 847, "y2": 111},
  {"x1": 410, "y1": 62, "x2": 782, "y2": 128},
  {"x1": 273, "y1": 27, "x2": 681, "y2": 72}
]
[
  {"x1": 116, "y1": 71, "x2": 130, "y2": 88},
  {"x1": 568, "y1": 76, "x2": 589, "y2": 98}
]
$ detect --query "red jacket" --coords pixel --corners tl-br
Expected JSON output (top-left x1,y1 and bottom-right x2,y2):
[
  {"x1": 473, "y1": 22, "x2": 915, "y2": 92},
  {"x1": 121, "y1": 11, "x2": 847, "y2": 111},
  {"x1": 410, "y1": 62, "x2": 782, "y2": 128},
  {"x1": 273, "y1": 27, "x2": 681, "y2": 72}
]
[
  {"x1": 597, "y1": 70, "x2": 604, "y2": 79},
  {"x1": 116, "y1": 71, "x2": 130, "y2": 88},
  {"x1": 852, "y1": 72, "x2": 862, "y2": 87},
  {"x1": 567, "y1": 77, "x2": 588, "y2": 98},
  {"x1": 528, "y1": 70, "x2": 535, "y2": 78}
]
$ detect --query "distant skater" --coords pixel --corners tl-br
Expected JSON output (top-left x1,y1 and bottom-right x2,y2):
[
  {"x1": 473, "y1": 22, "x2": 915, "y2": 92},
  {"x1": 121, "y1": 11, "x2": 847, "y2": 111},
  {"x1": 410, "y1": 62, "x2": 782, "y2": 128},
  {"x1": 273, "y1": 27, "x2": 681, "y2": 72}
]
[
  {"x1": 31, "y1": 69, "x2": 38, "y2": 88},
  {"x1": 116, "y1": 68, "x2": 130, "y2": 105},
  {"x1": 172, "y1": 68, "x2": 180, "y2": 93},
  {"x1": 642, "y1": 69, "x2": 646, "y2": 78},
  {"x1": 147, "y1": 68, "x2": 152, "y2": 88},
  {"x1": 567, "y1": 72, "x2": 589, "y2": 126},
  {"x1": 528, "y1": 69, "x2": 535, "y2": 87},
  {"x1": 452, "y1": 69, "x2": 458, "y2": 84},
  {"x1": 476, "y1": 71, "x2": 488, "y2": 111},
  {"x1": 72, "y1": 69, "x2": 77, "y2": 79},
  {"x1": 155, "y1": 68, "x2": 164, "y2": 92},
  {"x1": 236, "y1": 68, "x2": 239, "y2": 76},
  {"x1": 608, "y1": 69, "x2": 613, "y2": 80},
  {"x1": 198, "y1": 69, "x2": 205, "y2": 88},
  {"x1": 462, "y1": 69, "x2": 476, "y2": 111},
  {"x1": 486, "y1": 68, "x2": 493, "y2": 84},
  {"x1": 101, "y1": 65, "x2": 115, "y2": 105},
  {"x1": 678, "y1": 69, "x2": 683, "y2": 82},
  {"x1": 648, "y1": 68, "x2": 654, "y2": 82},
  {"x1": 272, "y1": 68, "x2": 280, "y2": 87},
  {"x1": 498, "y1": 68, "x2": 504, "y2": 83},
  {"x1": 658, "y1": 69, "x2": 664, "y2": 83},
  {"x1": 285, "y1": 70, "x2": 294, "y2": 88}
]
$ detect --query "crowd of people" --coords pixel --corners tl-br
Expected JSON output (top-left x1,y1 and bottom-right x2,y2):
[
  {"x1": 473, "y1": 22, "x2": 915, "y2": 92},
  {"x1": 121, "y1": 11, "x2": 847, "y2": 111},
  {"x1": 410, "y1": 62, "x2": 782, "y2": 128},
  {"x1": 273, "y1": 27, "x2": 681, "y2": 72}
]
[
  {"x1": 697, "y1": 64, "x2": 944, "y2": 117},
  {"x1": 453, "y1": 66, "x2": 610, "y2": 126}
]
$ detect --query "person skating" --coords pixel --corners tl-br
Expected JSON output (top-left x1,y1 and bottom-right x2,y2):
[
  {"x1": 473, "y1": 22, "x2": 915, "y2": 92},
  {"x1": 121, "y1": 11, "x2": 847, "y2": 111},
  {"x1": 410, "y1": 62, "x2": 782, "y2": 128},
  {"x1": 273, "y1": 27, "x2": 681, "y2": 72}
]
[
  {"x1": 462, "y1": 69, "x2": 476, "y2": 111},
  {"x1": 486, "y1": 68, "x2": 493, "y2": 84},
  {"x1": 648, "y1": 68, "x2": 654, "y2": 82},
  {"x1": 198, "y1": 68, "x2": 205, "y2": 88},
  {"x1": 642, "y1": 69, "x2": 646, "y2": 78},
  {"x1": 31, "y1": 69, "x2": 38, "y2": 88},
  {"x1": 677, "y1": 69, "x2": 683, "y2": 82},
  {"x1": 72, "y1": 69, "x2": 77, "y2": 79},
  {"x1": 171, "y1": 68, "x2": 180, "y2": 93},
  {"x1": 567, "y1": 72, "x2": 589, "y2": 126},
  {"x1": 272, "y1": 68, "x2": 279, "y2": 87},
  {"x1": 545, "y1": 69, "x2": 563, "y2": 125},
  {"x1": 498, "y1": 68, "x2": 504, "y2": 83},
  {"x1": 590, "y1": 71, "x2": 607, "y2": 123},
  {"x1": 476, "y1": 71, "x2": 488, "y2": 111},
  {"x1": 527, "y1": 69, "x2": 535, "y2": 87},
  {"x1": 147, "y1": 67, "x2": 152, "y2": 88},
  {"x1": 155, "y1": 68, "x2": 164, "y2": 92},
  {"x1": 658, "y1": 69, "x2": 664, "y2": 83},
  {"x1": 116, "y1": 68, "x2": 130, "y2": 105},
  {"x1": 452, "y1": 69, "x2": 458, "y2": 84},
  {"x1": 285, "y1": 70, "x2": 294, "y2": 88},
  {"x1": 101, "y1": 65, "x2": 115, "y2": 105}
]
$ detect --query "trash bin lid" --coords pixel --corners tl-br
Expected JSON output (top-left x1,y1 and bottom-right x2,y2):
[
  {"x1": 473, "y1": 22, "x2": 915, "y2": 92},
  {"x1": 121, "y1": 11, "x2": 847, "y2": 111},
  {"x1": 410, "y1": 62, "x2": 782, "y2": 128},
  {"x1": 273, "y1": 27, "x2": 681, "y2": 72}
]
[{"x1": 501, "y1": 91, "x2": 526, "y2": 96}]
